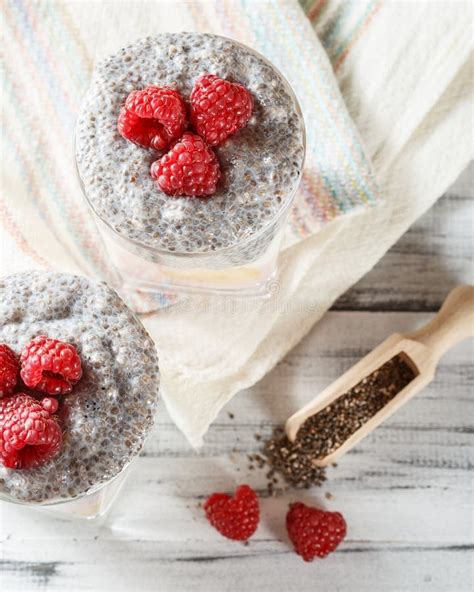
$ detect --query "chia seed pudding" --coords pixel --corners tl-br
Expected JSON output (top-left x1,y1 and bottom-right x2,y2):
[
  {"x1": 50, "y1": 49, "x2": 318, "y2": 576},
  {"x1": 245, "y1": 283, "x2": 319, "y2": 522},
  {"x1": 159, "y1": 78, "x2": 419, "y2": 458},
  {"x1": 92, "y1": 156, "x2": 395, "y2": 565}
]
[
  {"x1": 0, "y1": 272, "x2": 160, "y2": 504},
  {"x1": 76, "y1": 33, "x2": 305, "y2": 266}
]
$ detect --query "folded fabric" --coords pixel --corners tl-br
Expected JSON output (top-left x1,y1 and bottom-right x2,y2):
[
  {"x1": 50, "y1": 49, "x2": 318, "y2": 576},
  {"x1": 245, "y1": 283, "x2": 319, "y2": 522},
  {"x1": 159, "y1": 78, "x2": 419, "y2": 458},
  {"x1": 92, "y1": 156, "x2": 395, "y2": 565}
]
[{"x1": 1, "y1": 1, "x2": 472, "y2": 446}]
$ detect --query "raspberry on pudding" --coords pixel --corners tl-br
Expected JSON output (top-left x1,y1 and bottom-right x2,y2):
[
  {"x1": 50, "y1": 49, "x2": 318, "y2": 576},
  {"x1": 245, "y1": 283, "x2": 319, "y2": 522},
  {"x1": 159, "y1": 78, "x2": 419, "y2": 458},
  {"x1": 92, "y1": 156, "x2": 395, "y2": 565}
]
[
  {"x1": 118, "y1": 85, "x2": 186, "y2": 151},
  {"x1": 151, "y1": 133, "x2": 221, "y2": 197},
  {"x1": 0, "y1": 272, "x2": 160, "y2": 504},
  {"x1": 0, "y1": 393, "x2": 62, "y2": 470},
  {"x1": 20, "y1": 336, "x2": 83, "y2": 395},
  {"x1": 190, "y1": 74, "x2": 254, "y2": 146},
  {"x1": 0, "y1": 344, "x2": 19, "y2": 397}
]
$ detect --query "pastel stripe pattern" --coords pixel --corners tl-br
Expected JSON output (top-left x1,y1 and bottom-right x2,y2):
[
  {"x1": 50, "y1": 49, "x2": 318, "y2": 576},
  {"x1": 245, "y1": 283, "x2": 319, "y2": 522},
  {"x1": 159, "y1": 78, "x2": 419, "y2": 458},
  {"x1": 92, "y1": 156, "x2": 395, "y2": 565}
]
[
  {"x1": 1, "y1": 0, "x2": 381, "y2": 308},
  {"x1": 303, "y1": 0, "x2": 383, "y2": 70}
]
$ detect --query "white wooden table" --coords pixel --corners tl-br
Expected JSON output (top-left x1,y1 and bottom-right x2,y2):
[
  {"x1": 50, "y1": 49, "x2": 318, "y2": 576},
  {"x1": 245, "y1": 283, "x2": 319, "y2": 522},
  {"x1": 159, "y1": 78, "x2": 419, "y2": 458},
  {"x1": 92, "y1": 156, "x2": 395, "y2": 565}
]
[{"x1": 1, "y1": 164, "x2": 472, "y2": 592}]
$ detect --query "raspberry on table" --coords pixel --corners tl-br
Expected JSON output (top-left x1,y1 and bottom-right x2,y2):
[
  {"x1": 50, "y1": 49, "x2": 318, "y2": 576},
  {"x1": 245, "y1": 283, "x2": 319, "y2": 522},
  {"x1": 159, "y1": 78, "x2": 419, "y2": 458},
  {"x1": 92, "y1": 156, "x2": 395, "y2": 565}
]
[
  {"x1": 20, "y1": 336, "x2": 83, "y2": 395},
  {"x1": 0, "y1": 392, "x2": 62, "y2": 469},
  {"x1": 118, "y1": 86, "x2": 186, "y2": 151},
  {"x1": 151, "y1": 132, "x2": 221, "y2": 197},
  {"x1": 204, "y1": 484, "x2": 260, "y2": 541},
  {"x1": 0, "y1": 344, "x2": 19, "y2": 398},
  {"x1": 286, "y1": 502, "x2": 347, "y2": 561},
  {"x1": 190, "y1": 74, "x2": 254, "y2": 146}
]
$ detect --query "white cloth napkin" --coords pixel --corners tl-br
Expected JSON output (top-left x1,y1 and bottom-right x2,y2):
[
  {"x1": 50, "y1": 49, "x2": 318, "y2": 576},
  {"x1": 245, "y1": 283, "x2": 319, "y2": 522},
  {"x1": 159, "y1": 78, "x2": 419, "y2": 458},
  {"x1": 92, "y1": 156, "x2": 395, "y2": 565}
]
[{"x1": 1, "y1": 1, "x2": 472, "y2": 446}]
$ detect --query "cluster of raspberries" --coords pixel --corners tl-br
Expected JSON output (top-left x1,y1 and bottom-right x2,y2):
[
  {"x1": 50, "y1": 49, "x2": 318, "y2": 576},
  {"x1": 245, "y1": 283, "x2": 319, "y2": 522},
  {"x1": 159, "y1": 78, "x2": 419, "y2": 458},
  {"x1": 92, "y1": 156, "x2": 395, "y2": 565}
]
[
  {"x1": 117, "y1": 74, "x2": 254, "y2": 197},
  {"x1": 0, "y1": 337, "x2": 83, "y2": 470},
  {"x1": 204, "y1": 484, "x2": 347, "y2": 562}
]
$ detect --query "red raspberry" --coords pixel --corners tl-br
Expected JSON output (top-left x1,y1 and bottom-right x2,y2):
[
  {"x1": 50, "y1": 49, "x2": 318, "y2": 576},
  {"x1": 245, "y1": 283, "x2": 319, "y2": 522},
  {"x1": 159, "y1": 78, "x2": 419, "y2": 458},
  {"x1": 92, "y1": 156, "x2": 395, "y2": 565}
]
[
  {"x1": 20, "y1": 336, "x2": 82, "y2": 395},
  {"x1": 190, "y1": 74, "x2": 254, "y2": 146},
  {"x1": 118, "y1": 86, "x2": 186, "y2": 151},
  {"x1": 204, "y1": 484, "x2": 260, "y2": 541},
  {"x1": 151, "y1": 132, "x2": 221, "y2": 197},
  {"x1": 0, "y1": 393, "x2": 62, "y2": 469},
  {"x1": 0, "y1": 344, "x2": 19, "y2": 398},
  {"x1": 286, "y1": 502, "x2": 347, "y2": 561},
  {"x1": 40, "y1": 397, "x2": 59, "y2": 414}
]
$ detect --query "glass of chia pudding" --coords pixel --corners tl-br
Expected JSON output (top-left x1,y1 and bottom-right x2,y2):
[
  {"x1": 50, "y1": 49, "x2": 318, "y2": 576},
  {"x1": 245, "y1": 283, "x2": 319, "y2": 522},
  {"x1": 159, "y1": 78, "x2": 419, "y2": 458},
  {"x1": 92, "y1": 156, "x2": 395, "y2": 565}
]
[
  {"x1": 75, "y1": 32, "x2": 305, "y2": 296},
  {"x1": 0, "y1": 272, "x2": 160, "y2": 519}
]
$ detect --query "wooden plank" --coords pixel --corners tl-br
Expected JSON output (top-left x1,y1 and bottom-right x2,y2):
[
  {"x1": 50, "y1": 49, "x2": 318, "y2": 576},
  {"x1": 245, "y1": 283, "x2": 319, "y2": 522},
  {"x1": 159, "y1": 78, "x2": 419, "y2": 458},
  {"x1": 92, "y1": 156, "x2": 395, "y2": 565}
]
[
  {"x1": 1, "y1": 312, "x2": 472, "y2": 591},
  {"x1": 334, "y1": 163, "x2": 473, "y2": 312},
  {"x1": 1, "y1": 540, "x2": 473, "y2": 592}
]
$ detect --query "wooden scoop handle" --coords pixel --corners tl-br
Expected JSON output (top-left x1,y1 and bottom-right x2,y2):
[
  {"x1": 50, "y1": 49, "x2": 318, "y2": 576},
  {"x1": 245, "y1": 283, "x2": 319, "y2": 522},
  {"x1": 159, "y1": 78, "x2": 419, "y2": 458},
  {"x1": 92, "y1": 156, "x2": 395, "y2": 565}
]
[{"x1": 404, "y1": 285, "x2": 474, "y2": 361}]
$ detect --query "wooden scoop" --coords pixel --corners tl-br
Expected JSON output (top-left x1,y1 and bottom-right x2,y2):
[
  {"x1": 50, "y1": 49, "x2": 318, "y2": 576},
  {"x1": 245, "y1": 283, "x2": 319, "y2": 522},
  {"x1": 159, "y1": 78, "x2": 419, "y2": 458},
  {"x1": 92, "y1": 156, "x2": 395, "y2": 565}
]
[{"x1": 285, "y1": 285, "x2": 474, "y2": 466}]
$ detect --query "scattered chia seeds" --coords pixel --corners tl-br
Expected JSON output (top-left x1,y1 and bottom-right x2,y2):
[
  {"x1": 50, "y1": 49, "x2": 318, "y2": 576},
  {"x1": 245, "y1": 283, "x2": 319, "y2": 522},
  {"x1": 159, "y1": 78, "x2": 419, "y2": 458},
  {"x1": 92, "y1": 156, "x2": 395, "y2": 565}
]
[
  {"x1": 262, "y1": 354, "x2": 416, "y2": 488},
  {"x1": 263, "y1": 426, "x2": 327, "y2": 489}
]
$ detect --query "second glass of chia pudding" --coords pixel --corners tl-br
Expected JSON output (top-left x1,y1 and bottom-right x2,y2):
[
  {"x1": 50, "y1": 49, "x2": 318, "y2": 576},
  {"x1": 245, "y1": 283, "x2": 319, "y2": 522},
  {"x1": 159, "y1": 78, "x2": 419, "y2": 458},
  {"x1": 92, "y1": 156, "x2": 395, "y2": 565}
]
[
  {"x1": 0, "y1": 272, "x2": 160, "y2": 519},
  {"x1": 75, "y1": 32, "x2": 305, "y2": 296}
]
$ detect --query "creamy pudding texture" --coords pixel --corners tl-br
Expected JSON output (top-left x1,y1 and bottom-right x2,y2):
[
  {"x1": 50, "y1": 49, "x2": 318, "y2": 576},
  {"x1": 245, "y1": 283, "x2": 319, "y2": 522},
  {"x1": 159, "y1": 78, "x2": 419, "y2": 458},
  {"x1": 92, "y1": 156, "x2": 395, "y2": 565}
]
[
  {"x1": 0, "y1": 272, "x2": 160, "y2": 504},
  {"x1": 76, "y1": 33, "x2": 305, "y2": 254}
]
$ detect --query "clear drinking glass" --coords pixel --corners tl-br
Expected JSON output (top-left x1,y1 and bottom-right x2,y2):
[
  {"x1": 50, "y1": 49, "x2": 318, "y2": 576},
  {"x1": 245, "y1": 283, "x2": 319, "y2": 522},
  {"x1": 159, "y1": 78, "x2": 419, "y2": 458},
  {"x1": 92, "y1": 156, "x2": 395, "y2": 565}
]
[
  {"x1": 0, "y1": 462, "x2": 133, "y2": 520},
  {"x1": 81, "y1": 182, "x2": 300, "y2": 297},
  {"x1": 76, "y1": 40, "x2": 305, "y2": 297}
]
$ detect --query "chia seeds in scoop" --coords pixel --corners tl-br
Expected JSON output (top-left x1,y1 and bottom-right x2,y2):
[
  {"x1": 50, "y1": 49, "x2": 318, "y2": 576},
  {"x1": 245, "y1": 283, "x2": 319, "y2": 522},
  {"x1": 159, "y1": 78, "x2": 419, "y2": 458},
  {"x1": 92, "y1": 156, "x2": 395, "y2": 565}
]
[
  {"x1": 263, "y1": 355, "x2": 415, "y2": 488},
  {"x1": 76, "y1": 32, "x2": 305, "y2": 256},
  {"x1": 0, "y1": 272, "x2": 160, "y2": 504}
]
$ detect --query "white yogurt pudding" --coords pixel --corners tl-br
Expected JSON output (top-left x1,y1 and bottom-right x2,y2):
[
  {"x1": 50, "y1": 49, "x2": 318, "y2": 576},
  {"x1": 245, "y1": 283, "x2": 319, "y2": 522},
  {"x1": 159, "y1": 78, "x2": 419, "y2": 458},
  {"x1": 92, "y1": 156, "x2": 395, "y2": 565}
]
[{"x1": 0, "y1": 272, "x2": 160, "y2": 504}]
